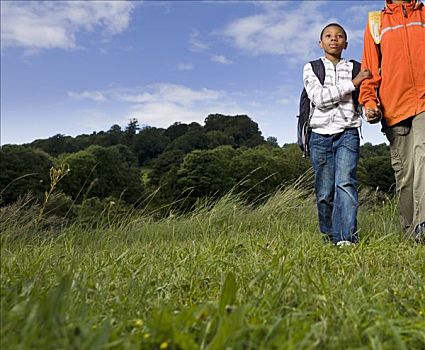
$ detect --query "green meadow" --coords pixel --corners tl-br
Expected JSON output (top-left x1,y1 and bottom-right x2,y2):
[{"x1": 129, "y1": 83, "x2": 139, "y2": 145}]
[{"x1": 1, "y1": 184, "x2": 425, "y2": 349}]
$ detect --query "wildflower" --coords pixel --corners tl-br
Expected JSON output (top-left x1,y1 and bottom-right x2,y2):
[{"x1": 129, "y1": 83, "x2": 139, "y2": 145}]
[
  {"x1": 143, "y1": 333, "x2": 150, "y2": 339},
  {"x1": 134, "y1": 319, "x2": 144, "y2": 327},
  {"x1": 160, "y1": 341, "x2": 168, "y2": 349}
]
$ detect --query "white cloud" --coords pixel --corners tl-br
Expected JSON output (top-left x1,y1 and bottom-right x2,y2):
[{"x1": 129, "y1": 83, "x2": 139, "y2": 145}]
[
  {"x1": 67, "y1": 83, "x2": 248, "y2": 128},
  {"x1": 112, "y1": 84, "x2": 223, "y2": 105},
  {"x1": 189, "y1": 31, "x2": 209, "y2": 52},
  {"x1": 1, "y1": 1, "x2": 135, "y2": 51},
  {"x1": 211, "y1": 54, "x2": 233, "y2": 65},
  {"x1": 68, "y1": 90, "x2": 106, "y2": 101},
  {"x1": 217, "y1": 1, "x2": 382, "y2": 58},
  {"x1": 128, "y1": 99, "x2": 246, "y2": 128},
  {"x1": 177, "y1": 62, "x2": 194, "y2": 71},
  {"x1": 277, "y1": 98, "x2": 295, "y2": 106},
  {"x1": 218, "y1": 2, "x2": 338, "y2": 58}
]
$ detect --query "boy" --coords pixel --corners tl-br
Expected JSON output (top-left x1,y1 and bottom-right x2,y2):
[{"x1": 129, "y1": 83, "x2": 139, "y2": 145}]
[
  {"x1": 303, "y1": 23, "x2": 371, "y2": 245},
  {"x1": 360, "y1": 0, "x2": 425, "y2": 241}
]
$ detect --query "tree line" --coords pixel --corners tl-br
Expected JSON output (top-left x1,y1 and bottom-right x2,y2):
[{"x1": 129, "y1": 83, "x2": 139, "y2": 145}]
[{"x1": 0, "y1": 114, "x2": 394, "y2": 217}]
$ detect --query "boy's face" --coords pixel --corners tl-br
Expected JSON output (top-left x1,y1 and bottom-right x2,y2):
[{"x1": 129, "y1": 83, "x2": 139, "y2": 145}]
[{"x1": 319, "y1": 26, "x2": 347, "y2": 56}]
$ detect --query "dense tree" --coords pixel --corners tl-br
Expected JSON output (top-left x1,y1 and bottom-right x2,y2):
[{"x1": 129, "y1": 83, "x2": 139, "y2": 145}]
[
  {"x1": 204, "y1": 114, "x2": 265, "y2": 147},
  {"x1": 124, "y1": 118, "x2": 140, "y2": 145},
  {"x1": 280, "y1": 143, "x2": 311, "y2": 181},
  {"x1": 149, "y1": 150, "x2": 186, "y2": 186},
  {"x1": 360, "y1": 142, "x2": 389, "y2": 158},
  {"x1": 91, "y1": 125, "x2": 125, "y2": 147},
  {"x1": 0, "y1": 145, "x2": 53, "y2": 204},
  {"x1": 206, "y1": 131, "x2": 234, "y2": 149},
  {"x1": 164, "y1": 122, "x2": 189, "y2": 141},
  {"x1": 174, "y1": 147, "x2": 236, "y2": 203},
  {"x1": 232, "y1": 146, "x2": 288, "y2": 202},
  {"x1": 59, "y1": 145, "x2": 143, "y2": 204},
  {"x1": 358, "y1": 156, "x2": 394, "y2": 192},
  {"x1": 2, "y1": 115, "x2": 396, "y2": 211},
  {"x1": 29, "y1": 134, "x2": 77, "y2": 156},
  {"x1": 358, "y1": 143, "x2": 394, "y2": 192},
  {"x1": 266, "y1": 136, "x2": 279, "y2": 148},
  {"x1": 166, "y1": 129, "x2": 208, "y2": 153},
  {"x1": 58, "y1": 150, "x2": 97, "y2": 200},
  {"x1": 132, "y1": 127, "x2": 169, "y2": 166}
]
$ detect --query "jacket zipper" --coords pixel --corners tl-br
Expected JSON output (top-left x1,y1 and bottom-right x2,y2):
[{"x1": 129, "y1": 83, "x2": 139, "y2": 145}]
[
  {"x1": 401, "y1": 5, "x2": 416, "y2": 87},
  {"x1": 402, "y1": 4, "x2": 407, "y2": 17}
]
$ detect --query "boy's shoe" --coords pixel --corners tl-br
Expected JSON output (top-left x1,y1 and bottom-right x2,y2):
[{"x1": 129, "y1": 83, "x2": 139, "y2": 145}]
[{"x1": 336, "y1": 240, "x2": 355, "y2": 247}]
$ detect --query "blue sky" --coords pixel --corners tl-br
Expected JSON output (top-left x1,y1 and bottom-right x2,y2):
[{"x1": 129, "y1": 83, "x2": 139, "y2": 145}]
[{"x1": 1, "y1": 0, "x2": 388, "y2": 146}]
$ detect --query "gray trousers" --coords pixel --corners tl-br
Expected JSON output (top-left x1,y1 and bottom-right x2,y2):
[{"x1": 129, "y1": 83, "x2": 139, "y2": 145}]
[{"x1": 386, "y1": 111, "x2": 425, "y2": 236}]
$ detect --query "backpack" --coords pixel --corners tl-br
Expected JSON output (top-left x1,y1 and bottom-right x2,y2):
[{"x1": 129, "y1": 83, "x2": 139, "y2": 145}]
[{"x1": 297, "y1": 59, "x2": 361, "y2": 157}]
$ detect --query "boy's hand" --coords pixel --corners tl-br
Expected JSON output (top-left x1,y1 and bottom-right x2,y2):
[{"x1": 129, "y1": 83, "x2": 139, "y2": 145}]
[
  {"x1": 365, "y1": 107, "x2": 382, "y2": 124},
  {"x1": 353, "y1": 68, "x2": 371, "y2": 88}
]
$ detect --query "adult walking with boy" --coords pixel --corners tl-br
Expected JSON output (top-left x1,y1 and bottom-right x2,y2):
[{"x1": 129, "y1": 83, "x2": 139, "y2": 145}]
[
  {"x1": 360, "y1": 0, "x2": 425, "y2": 241},
  {"x1": 303, "y1": 23, "x2": 371, "y2": 245}
]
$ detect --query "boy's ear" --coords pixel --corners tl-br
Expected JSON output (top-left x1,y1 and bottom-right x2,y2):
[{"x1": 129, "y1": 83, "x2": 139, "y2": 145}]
[
  {"x1": 344, "y1": 41, "x2": 348, "y2": 50},
  {"x1": 319, "y1": 40, "x2": 323, "y2": 49}
]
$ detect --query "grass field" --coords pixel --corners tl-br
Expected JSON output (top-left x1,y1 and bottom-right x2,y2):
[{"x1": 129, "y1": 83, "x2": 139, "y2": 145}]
[{"x1": 1, "y1": 185, "x2": 425, "y2": 349}]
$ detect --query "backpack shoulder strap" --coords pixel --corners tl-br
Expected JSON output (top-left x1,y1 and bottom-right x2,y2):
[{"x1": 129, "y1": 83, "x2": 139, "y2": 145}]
[
  {"x1": 349, "y1": 59, "x2": 361, "y2": 108},
  {"x1": 309, "y1": 59, "x2": 325, "y2": 85},
  {"x1": 368, "y1": 11, "x2": 381, "y2": 45},
  {"x1": 350, "y1": 59, "x2": 361, "y2": 78}
]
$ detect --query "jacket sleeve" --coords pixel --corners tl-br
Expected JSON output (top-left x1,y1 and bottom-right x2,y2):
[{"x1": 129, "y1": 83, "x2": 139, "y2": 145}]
[
  {"x1": 359, "y1": 22, "x2": 381, "y2": 109},
  {"x1": 303, "y1": 63, "x2": 355, "y2": 109}
]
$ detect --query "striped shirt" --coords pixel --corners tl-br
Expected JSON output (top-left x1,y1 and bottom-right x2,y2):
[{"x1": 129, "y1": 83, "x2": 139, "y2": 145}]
[{"x1": 303, "y1": 57, "x2": 361, "y2": 135}]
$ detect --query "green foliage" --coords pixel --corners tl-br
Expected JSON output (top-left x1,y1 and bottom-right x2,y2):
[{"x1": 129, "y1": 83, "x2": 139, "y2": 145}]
[
  {"x1": 175, "y1": 148, "x2": 236, "y2": 206},
  {"x1": 164, "y1": 122, "x2": 190, "y2": 140},
  {"x1": 58, "y1": 150, "x2": 97, "y2": 200},
  {"x1": 3, "y1": 117, "x2": 396, "y2": 211},
  {"x1": 166, "y1": 129, "x2": 208, "y2": 154},
  {"x1": 206, "y1": 131, "x2": 234, "y2": 149},
  {"x1": 59, "y1": 145, "x2": 143, "y2": 204},
  {"x1": 1, "y1": 188, "x2": 424, "y2": 349},
  {"x1": 359, "y1": 143, "x2": 395, "y2": 193},
  {"x1": 281, "y1": 143, "x2": 311, "y2": 180},
  {"x1": 204, "y1": 114, "x2": 265, "y2": 147},
  {"x1": 232, "y1": 146, "x2": 289, "y2": 202},
  {"x1": 29, "y1": 134, "x2": 78, "y2": 156},
  {"x1": 73, "y1": 197, "x2": 133, "y2": 228},
  {"x1": 0, "y1": 145, "x2": 53, "y2": 204},
  {"x1": 266, "y1": 136, "x2": 279, "y2": 148},
  {"x1": 359, "y1": 155, "x2": 395, "y2": 192},
  {"x1": 125, "y1": 118, "x2": 140, "y2": 140},
  {"x1": 132, "y1": 126, "x2": 170, "y2": 166}
]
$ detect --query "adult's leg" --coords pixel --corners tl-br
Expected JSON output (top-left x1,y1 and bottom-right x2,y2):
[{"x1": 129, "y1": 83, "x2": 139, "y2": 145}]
[
  {"x1": 309, "y1": 132, "x2": 335, "y2": 241},
  {"x1": 386, "y1": 118, "x2": 414, "y2": 234},
  {"x1": 412, "y1": 111, "x2": 425, "y2": 238},
  {"x1": 333, "y1": 129, "x2": 360, "y2": 243}
]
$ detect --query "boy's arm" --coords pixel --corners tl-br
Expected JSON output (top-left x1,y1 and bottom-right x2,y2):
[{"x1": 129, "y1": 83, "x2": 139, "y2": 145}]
[
  {"x1": 303, "y1": 63, "x2": 355, "y2": 109},
  {"x1": 359, "y1": 22, "x2": 381, "y2": 110}
]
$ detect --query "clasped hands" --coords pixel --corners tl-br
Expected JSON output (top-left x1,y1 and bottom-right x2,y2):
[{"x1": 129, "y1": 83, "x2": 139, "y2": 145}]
[
  {"x1": 354, "y1": 68, "x2": 382, "y2": 124},
  {"x1": 364, "y1": 107, "x2": 382, "y2": 124}
]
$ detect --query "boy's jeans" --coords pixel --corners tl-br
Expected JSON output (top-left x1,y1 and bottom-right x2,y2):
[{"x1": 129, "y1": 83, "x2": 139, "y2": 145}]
[
  {"x1": 385, "y1": 111, "x2": 425, "y2": 238},
  {"x1": 309, "y1": 128, "x2": 360, "y2": 243}
]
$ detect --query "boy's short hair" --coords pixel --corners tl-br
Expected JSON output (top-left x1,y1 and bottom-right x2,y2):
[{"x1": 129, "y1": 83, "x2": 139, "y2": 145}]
[{"x1": 320, "y1": 23, "x2": 347, "y2": 40}]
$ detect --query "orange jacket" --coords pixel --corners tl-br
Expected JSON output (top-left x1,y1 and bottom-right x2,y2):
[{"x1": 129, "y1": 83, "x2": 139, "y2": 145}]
[{"x1": 359, "y1": 0, "x2": 425, "y2": 126}]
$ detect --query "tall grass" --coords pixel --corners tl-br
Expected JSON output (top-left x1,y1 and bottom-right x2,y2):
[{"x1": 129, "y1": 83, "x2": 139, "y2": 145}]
[{"x1": 1, "y1": 183, "x2": 424, "y2": 349}]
